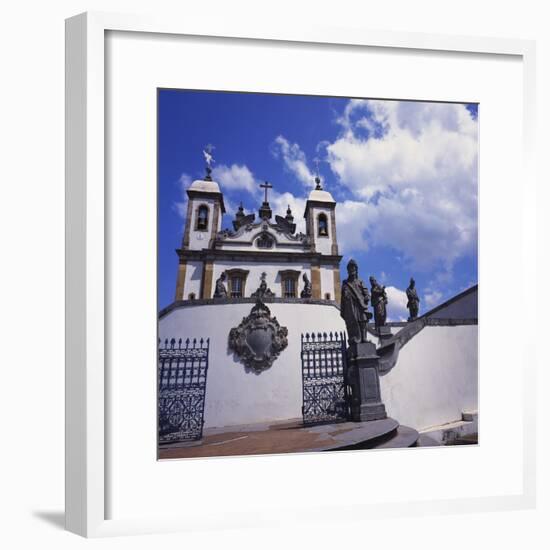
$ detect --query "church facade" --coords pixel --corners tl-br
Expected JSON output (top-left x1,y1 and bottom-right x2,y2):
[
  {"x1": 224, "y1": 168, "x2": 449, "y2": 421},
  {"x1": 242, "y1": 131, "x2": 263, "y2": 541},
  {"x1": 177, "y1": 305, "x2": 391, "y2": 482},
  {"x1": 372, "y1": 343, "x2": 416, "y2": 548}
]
[{"x1": 173, "y1": 173, "x2": 342, "y2": 304}]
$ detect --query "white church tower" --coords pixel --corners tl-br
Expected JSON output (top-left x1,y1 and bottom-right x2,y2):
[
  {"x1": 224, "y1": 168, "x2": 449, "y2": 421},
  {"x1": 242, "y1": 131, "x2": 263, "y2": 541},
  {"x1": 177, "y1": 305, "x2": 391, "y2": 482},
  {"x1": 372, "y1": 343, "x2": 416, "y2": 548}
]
[{"x1": 303, "y1": 174, "x2": 340, "y2": 301}]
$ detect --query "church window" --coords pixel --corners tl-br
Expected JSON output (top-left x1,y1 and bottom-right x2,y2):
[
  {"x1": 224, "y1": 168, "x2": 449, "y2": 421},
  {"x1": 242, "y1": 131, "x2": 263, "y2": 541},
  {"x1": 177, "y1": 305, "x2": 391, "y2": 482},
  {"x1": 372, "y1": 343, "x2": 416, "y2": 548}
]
[
  {"x1": 283, "y1": 278, "x2": 295, "y2": 298},
  {"x1": 279, "y1": 270, "x2": 300, "y2": 299},
  {"x1": 225, "y1": 269, "x2": 250, "y2": 298},
  {"x1": 196, "y1": 205, "x2": 209, "y2": 231},
  {"x1": 317, "y1": 213, "x2": 328, "y2": 237},
  {"x1": 256, "y1": 233, "x2": 274, "y2": 249},
  {"x1": 231, "y1": 277, "x2": 243, "y2": 298}
]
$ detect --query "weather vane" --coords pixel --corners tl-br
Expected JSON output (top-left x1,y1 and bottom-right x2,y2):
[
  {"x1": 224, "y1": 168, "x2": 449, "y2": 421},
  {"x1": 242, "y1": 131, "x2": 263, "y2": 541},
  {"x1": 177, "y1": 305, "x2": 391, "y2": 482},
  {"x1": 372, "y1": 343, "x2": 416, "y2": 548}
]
[
  {"x1": 313, "y1": 157, "x2": 322, "y2": 190},
  {"x1": 203, "y1": 144, "x2": 215, "y2": 179}
]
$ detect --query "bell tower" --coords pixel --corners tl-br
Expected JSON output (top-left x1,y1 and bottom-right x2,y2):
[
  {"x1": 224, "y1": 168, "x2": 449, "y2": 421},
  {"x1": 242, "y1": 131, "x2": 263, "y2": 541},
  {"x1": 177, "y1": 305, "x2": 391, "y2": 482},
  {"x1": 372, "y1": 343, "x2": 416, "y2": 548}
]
[
  {"x1": 303, "y1": 172, "x2": 340, "y2": 303},
  {"x1": 304, "y1": 175, "x2": 338, "y2": 256},
  {"x1": 175, "y1": 147, "x2": 226, "y2": 301}
]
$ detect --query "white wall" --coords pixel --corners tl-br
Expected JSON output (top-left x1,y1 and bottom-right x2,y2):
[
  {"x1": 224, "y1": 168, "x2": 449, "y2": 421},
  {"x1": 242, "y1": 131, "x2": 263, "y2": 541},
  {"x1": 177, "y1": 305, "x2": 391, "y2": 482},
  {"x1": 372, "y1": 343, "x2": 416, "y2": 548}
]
[
  {"x1": 182, "y1": 260, "x2": 203, "y2": 299},
  {"x1": 380, "y1": 325, "x2": 478, "y2": 430},
  {"x1": 320, "y1": 265, "x2": 335, "y2": 299},
  {"x1": 159, "y1": 301, "x2": 346, "y2": 427}
]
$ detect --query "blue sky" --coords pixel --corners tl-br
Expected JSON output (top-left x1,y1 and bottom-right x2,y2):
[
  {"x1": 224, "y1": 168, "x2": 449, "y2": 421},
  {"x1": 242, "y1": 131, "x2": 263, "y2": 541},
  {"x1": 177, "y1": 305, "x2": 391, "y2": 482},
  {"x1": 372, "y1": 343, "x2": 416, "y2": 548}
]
[{"x1": 158, "y1": 89, "x2": 478, "y2": 318}]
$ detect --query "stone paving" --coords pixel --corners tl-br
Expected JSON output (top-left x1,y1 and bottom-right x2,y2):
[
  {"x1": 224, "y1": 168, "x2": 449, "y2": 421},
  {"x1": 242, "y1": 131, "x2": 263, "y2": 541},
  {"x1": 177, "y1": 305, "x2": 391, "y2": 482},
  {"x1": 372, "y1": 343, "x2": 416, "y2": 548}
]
[{"x1": 158, "y1": 417, "x2": 400, "y2": 460}]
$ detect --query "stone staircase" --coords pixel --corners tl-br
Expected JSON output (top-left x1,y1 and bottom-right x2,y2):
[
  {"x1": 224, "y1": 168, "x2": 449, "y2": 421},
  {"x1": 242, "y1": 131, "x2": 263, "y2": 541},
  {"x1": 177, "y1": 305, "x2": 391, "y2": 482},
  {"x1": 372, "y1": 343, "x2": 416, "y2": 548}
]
[{"x1": 333, "y1": 417, "x2": 420, "y2": 451}]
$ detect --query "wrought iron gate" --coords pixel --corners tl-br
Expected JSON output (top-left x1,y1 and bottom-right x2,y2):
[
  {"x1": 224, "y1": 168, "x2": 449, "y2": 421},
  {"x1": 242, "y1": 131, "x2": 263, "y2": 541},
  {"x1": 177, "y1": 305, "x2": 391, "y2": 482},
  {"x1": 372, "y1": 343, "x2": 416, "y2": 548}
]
[
  {"x1": 301, "y1": 332, "x2": 349, "y2": 425},
  {"x1": 158, "y1": 337, "x2": 209, "y2": 443}
]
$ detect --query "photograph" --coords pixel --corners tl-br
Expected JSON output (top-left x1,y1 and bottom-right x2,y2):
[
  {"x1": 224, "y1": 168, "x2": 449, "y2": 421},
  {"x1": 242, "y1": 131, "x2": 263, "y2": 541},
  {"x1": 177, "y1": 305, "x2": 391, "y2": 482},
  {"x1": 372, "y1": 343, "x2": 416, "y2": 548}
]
[{"x1": 156, "y1": 89, "x2": 479, "y2": 459}]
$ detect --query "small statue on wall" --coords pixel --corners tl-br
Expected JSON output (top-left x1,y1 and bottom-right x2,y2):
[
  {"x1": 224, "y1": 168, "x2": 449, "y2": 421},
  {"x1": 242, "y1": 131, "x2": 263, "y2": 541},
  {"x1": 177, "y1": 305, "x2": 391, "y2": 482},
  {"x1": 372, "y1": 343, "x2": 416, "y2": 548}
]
[
  {"x1": 213, "y1": 272, "x2": 228, "y2": 298},
  {"x1": 406, "y1": 277, "x2": 420, "y2": 321},
  {"x1": 340, "y1": 259, "x2": 372, "y2": 343},
  {"x1": 300, "y1": 273, "x2": 312, "y2": 299},
  {"x1": 369, "y1": 276, "x2": 388, "y2": 330},
  {"x1": 251, "y1": 272, "x2": 275, "y2": 299}
]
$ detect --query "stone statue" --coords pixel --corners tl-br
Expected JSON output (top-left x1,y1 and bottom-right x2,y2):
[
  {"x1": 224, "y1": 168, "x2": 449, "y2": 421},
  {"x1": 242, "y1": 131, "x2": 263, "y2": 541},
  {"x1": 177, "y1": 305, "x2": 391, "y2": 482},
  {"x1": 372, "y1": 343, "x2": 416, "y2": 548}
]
[
  {"x1": 300, "y1": 272, "x2": 312, "y2": 299},
  {"x1": 369, "y1": 276, "x2": 388, "y2": 330},
  {"x1": 406, "y1": 277, "x2": 420, "y2": 321},
  {"x1": 340, "y1": 259, "x2": 372, "y2": 343},
  {"x1": 213, "y1": 272, "x2": 228, "y2": 298},
  {"x1": 251, "y1": 272, "x2": 275, "y2": 298}
]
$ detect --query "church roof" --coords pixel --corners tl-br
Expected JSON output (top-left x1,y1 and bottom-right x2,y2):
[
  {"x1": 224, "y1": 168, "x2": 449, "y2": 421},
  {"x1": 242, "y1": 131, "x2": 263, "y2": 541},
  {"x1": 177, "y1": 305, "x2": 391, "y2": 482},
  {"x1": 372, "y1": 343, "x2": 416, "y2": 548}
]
[
  {"x1": 189, "y1": 178, "x2": 221, "y2": 193},
  {"x1": 307, "y1": 188, "x2": 335, "y2": 203}
]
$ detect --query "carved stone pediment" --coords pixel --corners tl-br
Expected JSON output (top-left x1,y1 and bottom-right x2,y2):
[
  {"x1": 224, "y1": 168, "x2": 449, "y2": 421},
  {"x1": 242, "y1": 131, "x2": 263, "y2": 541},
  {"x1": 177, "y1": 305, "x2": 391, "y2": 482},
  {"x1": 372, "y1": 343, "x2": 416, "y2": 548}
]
[{"x1": 228, "y1": 300, "x2": 288, "y2": 372}]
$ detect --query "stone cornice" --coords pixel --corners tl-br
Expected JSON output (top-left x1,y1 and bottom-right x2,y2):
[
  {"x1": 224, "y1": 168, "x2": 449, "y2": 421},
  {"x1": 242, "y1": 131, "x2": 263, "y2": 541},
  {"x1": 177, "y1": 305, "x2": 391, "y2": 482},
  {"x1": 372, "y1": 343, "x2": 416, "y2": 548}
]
[{"x1": 176, "y1": 247, "x2": 342, "y2": 265}]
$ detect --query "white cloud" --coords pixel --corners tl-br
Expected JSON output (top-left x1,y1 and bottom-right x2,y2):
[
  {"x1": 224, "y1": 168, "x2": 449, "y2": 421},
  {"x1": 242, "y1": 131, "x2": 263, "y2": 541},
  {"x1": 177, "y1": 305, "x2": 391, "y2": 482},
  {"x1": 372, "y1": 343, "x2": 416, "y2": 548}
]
[
  {"x1": 335, "y1": 200, "x2": 371, "y2": 253},
  {"x1": 424, "y1": 289, "x2": 443, "y2": 309},
  {"x1": 271, "y1": 135, "x2": 316, "y2": 188},
  {"x1": 327, "y1": 100, "x2": 478, "y2": 272},
  {"x1": 174, "y1": 173, "x2": 192, "y2": 220},
  {"x1": 178, "y1": 173, "x2": 192, "y2": 191},
  {"x1": 212, "y1": 164, "x2": 258, "y2": 194},
  {"x1": 385, "y1": 285, "x2": 409, "y2": 322}
]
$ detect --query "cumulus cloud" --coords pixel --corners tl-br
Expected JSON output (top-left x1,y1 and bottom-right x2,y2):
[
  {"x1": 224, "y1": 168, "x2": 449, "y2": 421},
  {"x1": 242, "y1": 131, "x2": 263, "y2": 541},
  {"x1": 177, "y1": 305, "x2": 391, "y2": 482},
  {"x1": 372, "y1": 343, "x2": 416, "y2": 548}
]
[
  {"x1": 271, "y1": 135, "x2": 316, "y2": 188},
  {"x1": 212, "y1": 163, "x2": 258, "y2": 194},
  {"x1": 335, "y1": 200, "x2": 371, "y2": 253},
  {"x1": 385, "y1": 285, "x2": 409, "y2": 322},
  {"x1": 424, "y1": 289, "x2": 443, "y2": 309},
  {"x1": 173, "y1": 173, "x2": 192, "y2": 219},
  {"x1": 327, "y1": 99, "x2": 478, "y2": 272}
]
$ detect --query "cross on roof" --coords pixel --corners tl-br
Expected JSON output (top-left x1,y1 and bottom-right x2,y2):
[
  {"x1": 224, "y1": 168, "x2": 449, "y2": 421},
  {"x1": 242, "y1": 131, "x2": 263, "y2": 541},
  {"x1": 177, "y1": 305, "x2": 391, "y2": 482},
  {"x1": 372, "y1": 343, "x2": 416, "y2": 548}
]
[{"x1": 260, "y1": 181, "x2": 273, "y2": 203}]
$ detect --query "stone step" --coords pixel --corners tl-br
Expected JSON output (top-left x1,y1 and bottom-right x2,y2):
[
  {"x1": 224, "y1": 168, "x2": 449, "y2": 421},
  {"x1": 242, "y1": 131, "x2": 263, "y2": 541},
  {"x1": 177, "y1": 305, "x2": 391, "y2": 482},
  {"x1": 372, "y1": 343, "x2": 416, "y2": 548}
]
[
  {"x1": 461, "y1": 410, "x2": 478, "y2": 422},
  {"x1": 414, "y1": 433, "x2": 442, "y2": 447},
  {"x1": 372, "y1": 425, "x2": 419, "y2": 449}
]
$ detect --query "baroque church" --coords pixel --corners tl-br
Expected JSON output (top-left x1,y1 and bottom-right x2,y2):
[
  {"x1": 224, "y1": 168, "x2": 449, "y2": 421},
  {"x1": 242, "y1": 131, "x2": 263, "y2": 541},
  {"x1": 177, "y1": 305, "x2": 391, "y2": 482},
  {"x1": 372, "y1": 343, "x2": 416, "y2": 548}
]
[{"x1": 173, "y1": 170, "x2": 342, "y2": 304}]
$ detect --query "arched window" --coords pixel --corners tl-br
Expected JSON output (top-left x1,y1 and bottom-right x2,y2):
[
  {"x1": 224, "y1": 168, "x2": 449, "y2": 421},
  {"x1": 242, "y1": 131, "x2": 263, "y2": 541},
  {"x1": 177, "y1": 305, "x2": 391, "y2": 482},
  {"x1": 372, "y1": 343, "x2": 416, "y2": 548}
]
[
  {"x1": 256, "y1": 233, "x2": 274, "y2": 249},
  {"x1": 188, "y1": 292, "x2": 196, "y2": 300},
  {"x1": 318, "y1": 213, "x2": 328, "y2": 237},
  {"x1": 196, "y1": 205, "x2": 209, "y2": 231},
  {"x1": 279, "y1": 270, "x2": 300, "y2": 299},
  {"x1": 225, "y1": 269, "x2": 250, "y2": 298},
  {"x1": 325, "y1": 293, "x2": 331, "y2": 300}
]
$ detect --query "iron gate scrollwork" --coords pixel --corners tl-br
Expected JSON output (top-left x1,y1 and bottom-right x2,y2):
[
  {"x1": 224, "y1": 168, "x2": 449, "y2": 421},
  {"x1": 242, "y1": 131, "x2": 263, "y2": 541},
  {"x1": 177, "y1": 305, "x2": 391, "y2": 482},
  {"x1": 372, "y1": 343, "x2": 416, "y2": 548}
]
[
  {"x1": 158, "y1": 337, "x2": 209, "y2": 443},
  {"x1": 301, "y1": 332, "x2": 349, "y2": 425}
]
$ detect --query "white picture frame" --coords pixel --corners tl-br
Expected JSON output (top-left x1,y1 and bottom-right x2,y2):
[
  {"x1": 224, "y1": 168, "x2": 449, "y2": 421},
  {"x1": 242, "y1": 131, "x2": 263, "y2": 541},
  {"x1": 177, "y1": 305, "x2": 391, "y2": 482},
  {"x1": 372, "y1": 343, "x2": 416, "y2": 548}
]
[{"x1": 65, "y1": 11, "x2": 537, "y2": 537}]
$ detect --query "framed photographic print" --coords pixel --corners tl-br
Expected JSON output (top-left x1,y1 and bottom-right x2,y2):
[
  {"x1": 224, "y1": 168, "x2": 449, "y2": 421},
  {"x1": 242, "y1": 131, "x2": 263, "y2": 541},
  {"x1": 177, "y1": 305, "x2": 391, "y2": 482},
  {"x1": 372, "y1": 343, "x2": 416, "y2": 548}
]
[{"x1": 66, "y1": 11, "x2": 536, "y2": 537}]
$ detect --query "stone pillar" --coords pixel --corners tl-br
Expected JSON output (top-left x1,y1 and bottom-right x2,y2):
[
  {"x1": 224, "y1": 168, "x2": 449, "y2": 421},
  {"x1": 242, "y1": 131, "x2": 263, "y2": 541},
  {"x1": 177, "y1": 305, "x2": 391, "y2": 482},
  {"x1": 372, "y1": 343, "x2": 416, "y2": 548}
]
[
  {"x1": 311, "y1": 263, "x2": 321, "y2": 299},
  {"x1": 330, "y1": 210, "x2": 339, "y2": 256},
  {"x1": 346, "y1": 341, "x2": 387, "y2": 422},
  {"x1": 174, "y1": 262, "x2": 187, "y2": 301},
  {"x1": 333, "y1": 266, "x2": 341, "y2": 305},
  {"x1": 201, "y1": 261, "x2": 214, "y2": 299}
]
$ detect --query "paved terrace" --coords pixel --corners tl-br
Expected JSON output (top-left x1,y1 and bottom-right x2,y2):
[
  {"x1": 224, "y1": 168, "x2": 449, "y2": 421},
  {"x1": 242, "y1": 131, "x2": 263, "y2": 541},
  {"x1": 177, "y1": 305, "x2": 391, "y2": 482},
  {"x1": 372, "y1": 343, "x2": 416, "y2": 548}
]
[{"x1": 158, "y1": 417, "x2": 424, "y2": 460}]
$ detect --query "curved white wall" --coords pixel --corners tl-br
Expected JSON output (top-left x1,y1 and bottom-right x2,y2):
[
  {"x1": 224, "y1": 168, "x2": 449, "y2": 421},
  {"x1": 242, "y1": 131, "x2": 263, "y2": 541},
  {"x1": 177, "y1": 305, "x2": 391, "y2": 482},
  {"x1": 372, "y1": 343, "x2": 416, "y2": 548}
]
[
  {"x1": 379, "y1": 325, "x2": 478, "y2": 430},
  {"x1": 159, "y1": 302, "x2": 346, "y2": 428}
]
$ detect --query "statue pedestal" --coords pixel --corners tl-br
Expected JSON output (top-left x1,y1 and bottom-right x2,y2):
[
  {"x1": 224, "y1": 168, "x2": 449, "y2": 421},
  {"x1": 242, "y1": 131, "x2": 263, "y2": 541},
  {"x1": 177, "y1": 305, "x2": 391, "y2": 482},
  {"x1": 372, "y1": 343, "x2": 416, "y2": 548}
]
[{"x1": 346, "y1": 342, "x2": 387, "y2": 422}]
